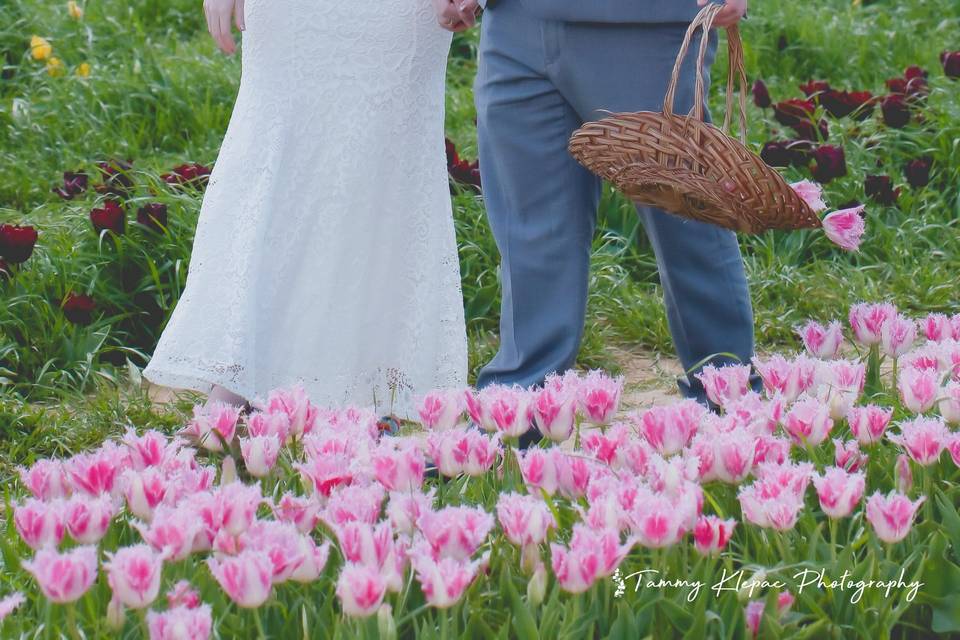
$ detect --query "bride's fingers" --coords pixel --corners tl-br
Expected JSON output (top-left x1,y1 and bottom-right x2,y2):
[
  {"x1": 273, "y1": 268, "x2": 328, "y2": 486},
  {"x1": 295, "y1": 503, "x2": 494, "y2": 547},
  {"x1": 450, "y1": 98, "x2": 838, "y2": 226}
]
[
  {"x1": 235, "y1": 0, "x2": 245, "y2": 32},
  {"x1": 455, "y1": 0, "x2": 478, "y2": 28},
  {"x1": 218, "y1": 9, "x2": 236, "y2": 53}
]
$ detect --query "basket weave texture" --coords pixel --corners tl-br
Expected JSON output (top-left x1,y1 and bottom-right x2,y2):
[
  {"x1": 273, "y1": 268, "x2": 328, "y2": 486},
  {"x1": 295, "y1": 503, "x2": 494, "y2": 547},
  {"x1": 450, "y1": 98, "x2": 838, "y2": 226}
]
[{"x1": 568, "y1": 3, "x2": 821, "y2": 234}]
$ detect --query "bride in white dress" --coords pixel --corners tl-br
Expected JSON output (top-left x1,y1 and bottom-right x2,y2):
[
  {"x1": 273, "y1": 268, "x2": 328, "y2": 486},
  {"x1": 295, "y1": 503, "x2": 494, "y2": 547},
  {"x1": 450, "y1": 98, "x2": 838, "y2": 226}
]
[{"x1": 144, "y1": 0, "x2": 476, "y2": 417}]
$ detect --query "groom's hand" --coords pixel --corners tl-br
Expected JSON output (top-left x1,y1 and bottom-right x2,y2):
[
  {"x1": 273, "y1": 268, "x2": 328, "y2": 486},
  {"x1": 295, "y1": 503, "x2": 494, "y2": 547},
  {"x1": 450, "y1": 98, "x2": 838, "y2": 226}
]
[
  {"x1": 203, "y1": 0, "x2": 245, "y2": 55},
  {"x1": 698, "y1": 0, "x2": 748, "y2": 27},
  {"x1": 433, "y1": 0, "x2": 478, "y2": 32}
]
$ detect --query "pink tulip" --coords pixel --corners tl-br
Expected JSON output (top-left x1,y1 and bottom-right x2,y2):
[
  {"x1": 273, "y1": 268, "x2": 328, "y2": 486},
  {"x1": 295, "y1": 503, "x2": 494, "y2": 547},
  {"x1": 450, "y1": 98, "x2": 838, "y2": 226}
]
[
  {"x1": 166, "y1": 581, "x2": 201, "y2": 609},
  {"x1": 322, "y1": 483, "x2": 386, "y2": 527},
  {"x1": 939, "y1": 381, "x2": 960, "y2": 424},
  {"x1": 783, "y1": 396, "x2": 834, "y2": 446},
  {"x1": 22, "y1": 545, "x2": 98, "y2": 603},
  {"x1": 65, "y1": 494, "x2": 115, "y2": 544},
  {"x1": 707, "y1": 428, "x2": 756, "y2": 484},
  {"x1": 418, "y1": 389, "x2": 465, "y2": 431},
  {"x1": 633, "y1": 400, "x2": 705, "y2": 456},
  {"x1": 271, "y1": 492, "x2": 322, "y2": 534},
  {"x1": 135, "y1": 504, "x2": 202, "y2": 561},
  {"x1": 627, "y1": 487, "x2": 696, "y2": 548},
  {"x1": 0, "y1": 592, "x2": 25, "y2": 622},
  {"x1": 814, "y1": 360, "x2": 865, "y2": 419},
  {"x1": 754, "y1": 460, "x2": 814, "y2": 496},
  {"x1": 289, "y1": 537, "x2": 331, "y2": 583},
  {"x1": 104, "y1": 544, "x2": 164, "y2": 609},
  {"x1": 386, "y1": 490, "x2": 435, "y2": 536},
  {"x1": 822, "y1": 206, "x2": 866, "y2": 251},
  {"x1": 790, "y1": 179, "x2": 826, "y2": 212},
  {"x1": 294, "y1": 453, "x2": 354, "y2": 497},
  {"x1": 577, "y1": 371, "x2": 624, "y2": 424},
  {"x1": 246, "y1": 410, "x2": 292, "y2": 443},
  {"x1": 923, "y1": 313, "x2": 954, "y2": 343},
  {"x1": 777, "y1": 591, "x2": 795, "y2": 616},
  {"x1": 555, "y1": 452, "x2": 601, "y2": 500},
  {"x1": 371, "y1": 438, "x2": 425, "y2": 491},
  {"x1": 122, "y1": 468, "x2": 168, "y2": 521},
  {"x1": 695, "y1": 364, "x2": 752, "y2": 408},
  {"x1": 743, "y1": 600, "x2": 765, "y2": 638},
  {"x1": 426, "y1": 428, "x2": 500, "y2": 478},
  {"x1": 147, "y1": 604, "x2": 213, "y2": 640},
  {"x1": 122, "y1": 429, "x2": 177, "y2": 470},
  {"x1": 65, "y1": 444, "x2": 126, "y2": 497},
  {"x1": 264, "y1": 384, "x2": 318, "y2": 437},
  {"x1": 738, "y1": 478, "x2": 806, "y2": 531},
  {"x1": 812, "y1": 467, "x2": 865, "y2": 518},
  {"x1": 895, "y1": 454, "x2": 914, "y2": 493},
  {"x1": 240, "y1": 435, "x2": 281, "y2": 478},
  {"x1": 880, "y1": 314, "x2": 917, "y2": 358},
  {"x1": 218, "y1": 482, "x2": 262, "y2": 537},
  {"x1": 19, "y1": 459, "x2": 69, "y2": 500},
  {"x1": 581, "y1": 423, "x2": 631, "y2": 467},
  {"x1": 865, "y1": 491, "x2": 925, "y2": 543},
  {"x1": 550, "y1": 524, "x2": 635, "y2": 594},
  {"x1": 236, "y1": 521, "x2": 306, "y2": 583},
  {"x1": 887, "y1": 416, "x2": 950, "y2": 466},
  {"x1": 417, "y1": 506, "x2": 494, "y2": 561},
  {"x1": 831, "y1": 438, "x2": 866, "y2": 471},
  {"x1": 207, "y1": 549, "x2": 273, "y2": 608},
  {"x1": 797, "y1": 320, "x2": 844, "y2": 359},
  {"x1": 14, "y1": 497, "x2": 65, "y2": 550},
  {"x1": 897, "y1": 368, "x2": 940, "y2": 413},
  {"x1": 182, "y1": 401, "x2": 240, "y2": 452},
  {"x1": 334, "y1": 521, "x2": 405, "y2": 591},
  {"x1": 496, "y1": 493, "x2": 556, "y2": 547},
  {"x1": 336, "y1": 563, "x2": 386, "y2": 618},
  {"x1": 847, "y1": 405, "x2": 893, "y2": 445},
  {"x1": 848, "y1": 302, "x2": 897, "y2": 346},
  {"x1": 519, "y1": 448, "x2": 560, "y2": 496},
  {"x1": 532, "y1": 383, "x2": 578, "y2": 443},
  {"x1": 753, "y1": 435, "x2": 792, "y2": 466},
  {"x1": 482, "y1": 385, "x2": 533, "y2": 438},
  {"x1": 752, "y1": 354, "x2": 816, "y2": 403},
  {"x1": 408, "y1": 543, "x2": 486, "y2": 608},
  {"x1": 693, "y1": 515, "x2": 737, "y2": 556}
]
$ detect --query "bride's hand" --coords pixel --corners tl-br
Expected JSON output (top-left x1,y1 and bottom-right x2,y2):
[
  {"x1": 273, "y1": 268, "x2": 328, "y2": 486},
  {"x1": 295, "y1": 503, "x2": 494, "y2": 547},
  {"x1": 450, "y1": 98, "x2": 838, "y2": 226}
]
[
  {"x1": 433, "y1": 0, "x2": 478, "y2": 32},
  {"x1": 698, "y1": 0, "x2": 747, "y2": 27},
  {"x1": 203, "y1": 0, "x2": 245, "y2": 55}
]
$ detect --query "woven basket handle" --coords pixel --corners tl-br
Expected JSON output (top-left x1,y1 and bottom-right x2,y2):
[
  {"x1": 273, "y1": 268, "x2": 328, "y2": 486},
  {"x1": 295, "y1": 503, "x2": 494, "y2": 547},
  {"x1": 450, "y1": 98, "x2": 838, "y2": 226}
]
[{"x1": 662, "y1": 2, "x2": 749, "y2": 143}]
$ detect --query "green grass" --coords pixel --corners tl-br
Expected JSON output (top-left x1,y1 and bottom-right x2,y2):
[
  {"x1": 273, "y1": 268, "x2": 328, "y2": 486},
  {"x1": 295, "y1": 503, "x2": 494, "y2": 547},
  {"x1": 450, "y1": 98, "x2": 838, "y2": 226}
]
[{"x1": 0, "y1": 0, "x2": 959, "y2": 447}]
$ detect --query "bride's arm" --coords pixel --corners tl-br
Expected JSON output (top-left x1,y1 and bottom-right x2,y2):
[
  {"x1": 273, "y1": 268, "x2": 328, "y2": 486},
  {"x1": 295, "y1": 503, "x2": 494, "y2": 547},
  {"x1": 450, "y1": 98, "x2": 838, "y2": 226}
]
[{"x1": 203, "y1": 0, "x2": 246, "y2": 55}]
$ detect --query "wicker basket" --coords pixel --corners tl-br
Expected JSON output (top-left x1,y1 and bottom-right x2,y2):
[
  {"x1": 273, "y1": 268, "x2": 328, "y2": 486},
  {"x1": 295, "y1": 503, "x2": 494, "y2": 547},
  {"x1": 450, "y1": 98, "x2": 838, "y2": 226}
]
[{"x1": 568, "y1": 3, "x2": 821, "y2": 234}]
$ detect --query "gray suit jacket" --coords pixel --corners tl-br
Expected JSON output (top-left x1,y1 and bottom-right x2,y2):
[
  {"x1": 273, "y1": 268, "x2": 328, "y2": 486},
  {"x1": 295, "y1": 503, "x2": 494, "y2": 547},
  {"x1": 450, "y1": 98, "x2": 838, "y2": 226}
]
[{"x1": 479, "y1": 0, "x2": 703, "y2": 23}]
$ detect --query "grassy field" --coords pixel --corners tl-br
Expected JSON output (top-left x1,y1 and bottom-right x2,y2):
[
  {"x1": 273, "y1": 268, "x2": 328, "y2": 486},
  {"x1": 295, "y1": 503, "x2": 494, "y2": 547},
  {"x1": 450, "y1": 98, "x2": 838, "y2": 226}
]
[{"x1": 1, "y1": 0, "x2": 959, "y2": 472}]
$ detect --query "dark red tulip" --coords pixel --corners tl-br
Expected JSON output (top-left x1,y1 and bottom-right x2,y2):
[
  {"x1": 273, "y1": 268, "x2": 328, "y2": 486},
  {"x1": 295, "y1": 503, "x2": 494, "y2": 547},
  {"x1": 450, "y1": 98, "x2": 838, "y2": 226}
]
[
  {"x1": 773, "y1": 99, "x2": 816, "y2": 128},
  {"x1": 445, "y1": 137, "x2": 460, "y2": 169},
  {"x1": 449, "y1": 159, "x2": 482, "y2": 190},
  {"x1": 821, "y1": 90, "x2": 875, "y2": 119},
  {"x1": 90, "y1": 200, "x2": 126, "y2": 235},
  {"x1": 52, "y1": 171, "x2": 89, "y2": 200},
  {"x1": 137, "y1": 203, "x2": 168, "y2": 231},
  {"x1": 810, "y1": 145, "x2": 847, "y2": 183},
  {"x1": 161, "y1": 163, "x2": 211, "y2": 189},
  {"x1": 886, "y1": 66, "x2": 928, "y2": 98},
  {"x1": 864, "y1": 175, "x2": 899, "y2": 205},
  {"x1": 95, "y1": 160, "x2": 135, "y2": 198},
  {"x1": 904, "y1": 156, "x2": 933, "y2": 188},
  {"x1": 760, "y1": 140, "x2": 811, "y2": 168},
  {"x1": 799, "y1": 80, "x2": 831, "y2": 98},
  {"x1": 881, "y1": 94, "x2": 911, "y2": 128},
  {"x1": 752, "y1": 79, "x2": 772, "y2": 109},
  {"x1": 791, "y1": 119, "x2": 829, "y2": 142},
  {"x1": 942, "y1": 51, "x2": 960, "y2": 79},
  {"x1": 0, "y1": 224, "x2": 39, "y2": 263},
  {"x1": 62, "y1": 293, "x2": 96, "y2": 325}
]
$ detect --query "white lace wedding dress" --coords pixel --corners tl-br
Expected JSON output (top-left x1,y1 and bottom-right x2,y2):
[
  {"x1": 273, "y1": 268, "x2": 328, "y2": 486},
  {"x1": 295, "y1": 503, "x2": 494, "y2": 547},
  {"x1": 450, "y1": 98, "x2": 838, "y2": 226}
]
[{"x1": 144, "y1": 0, "x2": 467, "y2": 418}]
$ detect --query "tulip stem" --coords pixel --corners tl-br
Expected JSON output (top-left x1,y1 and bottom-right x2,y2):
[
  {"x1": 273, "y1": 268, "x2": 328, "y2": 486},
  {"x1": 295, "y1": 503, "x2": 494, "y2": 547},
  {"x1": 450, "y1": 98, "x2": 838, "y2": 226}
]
[
  {"x1": 137, "y1": 608, "x2": 150, "y2": 640},
  {"x1": 66, "y1": 604, "x2": 81, "y2": 640},
  {"x1": 829, "y1": 517, "x2": 838, "y2": 565},
  {"x1": 253, "y1": 607, "x2": 267, "y2": 639}
]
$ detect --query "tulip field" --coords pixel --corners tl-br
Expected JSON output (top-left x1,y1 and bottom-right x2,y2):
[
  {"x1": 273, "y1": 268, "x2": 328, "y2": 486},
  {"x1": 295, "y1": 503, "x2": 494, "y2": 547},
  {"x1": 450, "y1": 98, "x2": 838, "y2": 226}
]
[{"x1": 2, "y1": 0, "x2": 960, "y2": 638}]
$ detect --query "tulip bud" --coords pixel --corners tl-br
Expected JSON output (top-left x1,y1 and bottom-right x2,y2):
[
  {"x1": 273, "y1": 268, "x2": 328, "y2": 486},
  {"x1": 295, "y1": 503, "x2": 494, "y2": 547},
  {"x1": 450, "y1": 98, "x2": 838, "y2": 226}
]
[
  {"x1": 106, "y1": 597, "x2": 125, "y2": 631},
  {"x1": 521, "y1": 542, "x2": 542, "y2": 575},
  {"x1": 895, "y1": 455, "x2": 913, "y2": 494},
  {"x1": 527, "y1": 564, "x2": 548, "y2": 606},
  {"x1": 220, "y1": 456, "x2": 237, "y2": 485},
  {"x1": 739, "y1": 570, "x2": 766, "y2": 602},
  {"x1": 377, "y1": 604, "x2": 397, "y2": 640}
]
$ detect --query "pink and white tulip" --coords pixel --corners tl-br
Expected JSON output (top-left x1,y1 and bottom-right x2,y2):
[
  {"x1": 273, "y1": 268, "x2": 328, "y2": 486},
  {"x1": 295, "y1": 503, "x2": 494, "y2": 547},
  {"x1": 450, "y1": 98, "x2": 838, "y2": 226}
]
[
  {"x1": 104, "y1": 544, "x2": 165, "y2": 609},
  {"x1": 206, "y1": 549, "x2": 273, "y2": 608},
  {"x1": 147, "y1": 604, "x2": 213, "y2": 640},
  {"x1": 417, "y1": 506, "x2": 495, "y2": 561},
  {"x1": 577, "y1": 371, "x2": 624, "y2": 424},
  {"x1": 847, "y1": 405, "x2": 893, "y2": 445},
  {"x1": 822, "y1": 206, "x2": 866, "y2": 251},
  {"x1": 938, "y1": 381, "x2": 960, "y2": 424},
  {"x1": 264, "y1": 385, "x2": 318, "y2": 438},
  {"x1": 182, "y1": 401, "x2": 240, "y2": 452},
  {"x1": 633, "y1": 400, "x2": 705, "y2": 456},
  {"x1": 923, "y1": 313, "x2": 955, "y2": 343},
  {"x1": 418, "y1": 389, "x2": 465, "y2": 431},
  {"x1": 122, "y1": 468, "x2": 167, "y2": 521},
  {"x1": 271, "y1": 492, "x2": 322, "y2": 534},
  {"x1": 848, "y1": 302, "x2": 896, "y2": 346},
  {"x1": 0, "y1": 593, "x2": 25, "y2": 623},
  {"x1": 240, "y1": 435, "x2": 281, "y2": 478},
  {"x1": 783, "y1": 396, "x2": 834, "y2": 446},
  {"x1": 865, "y1": 491, "x2": 924, "y2": 543},
  {"x1": 550, "y1": 524, "x2": 634, "y2": 594},
  {"x1": 135, "y1": 504, "x2": 202, "y2": 561},
  {"x1": 880, "y1": 314, "x2": 917, "y2": 358},
  {"x1": 19, "y1": 459, "x2": 69, "y2": 500},
  {"x1": 336, "y1": 563, "x2": 387, "y2": 618},
  {"x1": 496, "y1": 493, "x2": 556, "y2": 548},
  {"x1": 693, "y1": 515, "x2": 737, "y2": 556},
  {"x1": 14, "y1": 497, "x2": 65, "y2": 550},
  {"x1": 752, "y1": 354, "x2": 816, "y2": 403},
  {"x1": 797, "y1": 320, "x2": 844, "y2": 359},
  {"x1": 695, "y1": 364, "x2": 752, "y2": 408},
  {"x1": 887, "y1": 416, "x2": 950, "y2": 466},
  {"x1": 22, "y1": 545, "x2": 98, "y2": 603},
  {"x1": 532, "y1": 382, "x2": 578, "y2": 443},
  {"x1": 812, "y1": 467, "x2": 865, "y2": 518},
  {"x1": 790, "y1": 179, "x2": 826, "y2": 212},
  {"x1": 408, "y1": 542, "x2": 487, "y2": 608},
  {"x1": 371, "y1": 439, "x2": 425, "y2": 491},
  {"x1": 65, "y1": 494, "x2": 116, "y2": 544},
  {"x1": 833, "y1": 439, "x2": 868, "y2": 472}
]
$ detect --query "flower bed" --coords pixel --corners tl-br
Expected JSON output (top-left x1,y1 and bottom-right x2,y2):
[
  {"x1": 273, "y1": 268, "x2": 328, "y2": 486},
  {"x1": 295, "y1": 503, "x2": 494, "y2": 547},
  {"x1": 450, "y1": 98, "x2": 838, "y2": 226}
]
[{"x1": 3, "y1": 303, "x2": 960, "y2": 638}]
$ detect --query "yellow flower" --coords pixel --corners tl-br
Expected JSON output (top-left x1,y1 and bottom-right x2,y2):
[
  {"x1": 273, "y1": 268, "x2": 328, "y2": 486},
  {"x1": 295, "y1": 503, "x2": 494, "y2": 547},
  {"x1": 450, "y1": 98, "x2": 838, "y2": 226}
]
[
  {"x1": 46, "y1": 56, "x2": 65, "y2": 77},
  {"x1": 68, "y1": 1, "x2": 84, "y2": 19},
  {"x1": 30, "y1": 35, "x2": 52, "y2": 61},
  {"x1": 76, "y1": 62, "x2": 91, "y2": 78}
]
